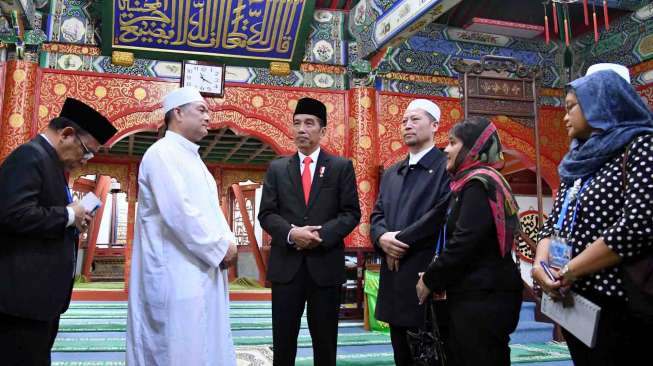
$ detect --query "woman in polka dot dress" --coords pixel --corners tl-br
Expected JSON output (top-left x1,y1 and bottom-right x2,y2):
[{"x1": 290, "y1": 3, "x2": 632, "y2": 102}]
[{"x1": 532, "y1": 69, "x2": 653, "y2": 366}]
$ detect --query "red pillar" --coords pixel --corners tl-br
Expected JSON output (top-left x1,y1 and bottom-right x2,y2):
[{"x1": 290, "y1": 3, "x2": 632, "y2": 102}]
[
  {"x1": 348, "y1": 87, "x2": 379, "y2": 248},
  {"x1": 0, "y1": 60, "x2": 38, "y2": 161},
  {"x1": 123, "y1": 163, "x2": 138, "y2": 291}
]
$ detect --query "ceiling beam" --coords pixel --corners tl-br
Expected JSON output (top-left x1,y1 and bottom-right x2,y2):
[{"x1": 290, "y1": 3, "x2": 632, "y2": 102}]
[
  {"x1": 223, "y1": 138, "x2": 249, "y2": 162},
  {"x1": 244, "y1": 144, "x2": 270, "y2": 163},
  {"x1": 127, "y1": 135, "x2": 135, "y2": 156},
  {"x1": 201, "y1": 129, "x2": 227, "y2": 159}
]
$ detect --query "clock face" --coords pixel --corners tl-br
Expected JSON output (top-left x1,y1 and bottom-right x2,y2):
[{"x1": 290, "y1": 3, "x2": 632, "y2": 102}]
[{"x1": 182, "y1": 63, "x2": 224, "y2": 97}]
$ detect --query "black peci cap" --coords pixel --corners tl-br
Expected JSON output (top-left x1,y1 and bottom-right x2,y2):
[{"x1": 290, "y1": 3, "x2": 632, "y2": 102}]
[{"x1": 294, "y1": 97, "x2": 327, "y2": 126}]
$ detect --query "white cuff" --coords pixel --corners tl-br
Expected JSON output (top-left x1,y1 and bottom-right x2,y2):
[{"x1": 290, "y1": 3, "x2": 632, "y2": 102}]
[
  {"x1": 287, "y1": 228, "x2": 295, "y2": 245},
  {"x1": 66, "y1": 207, "x2": 75, "y2": 227}
]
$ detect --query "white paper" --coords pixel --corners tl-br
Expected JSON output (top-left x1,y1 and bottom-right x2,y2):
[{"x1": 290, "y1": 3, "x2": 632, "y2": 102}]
[
  {"x1": 80, "y1": 192, "x2": 102, "y2": 214},
  {"x1": 541, "y1": 292, "x2": 601, "y2": 348}
]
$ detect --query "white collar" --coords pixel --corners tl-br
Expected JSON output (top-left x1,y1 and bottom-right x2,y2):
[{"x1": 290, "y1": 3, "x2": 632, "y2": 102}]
[
  {"x1": 408, "y1": 145, "x2": 434, "y2": 165},
  {"x1": 164, "y1": 130, "x2": 200, "y2": 154},
  {"x1": 298, "y1": 147, "x2": 321, "y2": 164},
  {"x1": 40, "y1": 133, "x2": 55, "y2": 148}
]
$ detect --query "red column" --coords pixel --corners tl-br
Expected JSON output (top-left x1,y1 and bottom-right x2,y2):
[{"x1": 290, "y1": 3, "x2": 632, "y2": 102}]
[
  {"x1": 123, "y1": 163, "x2": 138, "y2": 291},
  {"x1": 347, "y1": 87, "x2": 379, "y2": 248},
  {"x1": 0, "y1": 60, "x2": 38, "y2": 161}
]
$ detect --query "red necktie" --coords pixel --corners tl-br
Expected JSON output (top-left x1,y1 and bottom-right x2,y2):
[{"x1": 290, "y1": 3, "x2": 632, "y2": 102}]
[{"x1": 302, "y1": 156, "x2": 313, "y2": 204}]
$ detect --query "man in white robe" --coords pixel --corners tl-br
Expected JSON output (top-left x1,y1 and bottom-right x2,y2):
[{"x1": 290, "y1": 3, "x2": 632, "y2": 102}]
[{"x1": 126, "y1": 87, "x2": 237, "y2": 366}]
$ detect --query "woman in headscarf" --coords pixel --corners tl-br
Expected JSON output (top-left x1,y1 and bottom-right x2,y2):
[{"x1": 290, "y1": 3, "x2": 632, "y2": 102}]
[
  {"x1": 416, "y1": 116, "x2": 523, "y2": 366},
  {"x1": 532, "y1": 69, "x2": 653, "y2": 366}
]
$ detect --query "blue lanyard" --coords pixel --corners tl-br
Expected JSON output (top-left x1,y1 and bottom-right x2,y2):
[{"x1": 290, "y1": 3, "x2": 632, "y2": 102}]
[
  {"x1": 435, "y1": 207, "x2": 451, "y2": 256},
  {"x1": 554, "y1": 177, "x2": 593, "y2": 236},
  {"x1": 65, "y1": 186, "x2": 73, "y2": 204},
  {"x1": 435, "y1": 224, "x2": 446, "y2": 256}
]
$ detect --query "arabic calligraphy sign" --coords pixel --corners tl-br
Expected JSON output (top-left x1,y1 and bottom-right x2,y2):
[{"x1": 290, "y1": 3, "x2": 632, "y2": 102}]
[{"x1": 103, "y1": 0, "x2": 315, "y2": 66}]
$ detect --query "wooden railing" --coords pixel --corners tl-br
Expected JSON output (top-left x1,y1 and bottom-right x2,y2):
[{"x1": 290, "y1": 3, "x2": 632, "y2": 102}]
[{"x1": 230, "y1": 183, "x2": 267, "y2": 286}]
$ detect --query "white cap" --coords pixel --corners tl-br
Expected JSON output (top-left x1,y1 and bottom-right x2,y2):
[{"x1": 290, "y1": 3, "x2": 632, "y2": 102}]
[
  {"x1": 162, "y1": 87, "x2": 205, "y2": 113},
  {"x1": 406, "y1": 99, "x2": 441, "y2": 122},
  {"x1": 586, "y1": 63, "x2": 631, "y2": 83}
]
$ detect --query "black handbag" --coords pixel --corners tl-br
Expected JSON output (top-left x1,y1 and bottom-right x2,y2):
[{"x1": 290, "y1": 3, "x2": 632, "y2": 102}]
[
  {"x1": 620, "y1": 141, "x2": 653, "y2": 320},
  {"x1": 406, "y1": 298, "x2": 447, "y2": 366}
]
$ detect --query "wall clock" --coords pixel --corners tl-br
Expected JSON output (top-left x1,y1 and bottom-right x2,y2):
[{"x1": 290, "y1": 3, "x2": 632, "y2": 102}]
[{"x1": 181, "y1": 61, "x2": 225, "y2": 97}]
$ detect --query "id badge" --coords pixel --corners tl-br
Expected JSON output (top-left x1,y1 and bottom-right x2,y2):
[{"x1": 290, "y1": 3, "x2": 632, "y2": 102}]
[{"x1": 549, "y1": 236, "x2": 572, "y2": 269}]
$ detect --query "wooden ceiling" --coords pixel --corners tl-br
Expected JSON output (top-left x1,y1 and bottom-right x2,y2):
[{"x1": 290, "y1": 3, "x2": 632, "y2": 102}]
[
  {"x1": 434, "y1": 0, "x2": 633, "y2": 37},
  {"x1": 104, "y1": 128, "x2": 279, "y2": 165}
]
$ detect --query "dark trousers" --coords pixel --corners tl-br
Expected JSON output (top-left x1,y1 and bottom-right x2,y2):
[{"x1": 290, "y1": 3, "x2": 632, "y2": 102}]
[
  {"x1": 0, "y1": 312, "x2": 60, "y2": 366},
  {"x1": 389, "y1": 325, "x2": 418, "y2": 366},
  {"x1": 446, "y1": 291, "x2": 522, "y2": 366},
  {"x1": 562, "y1": 293, "x2": 650, "y2": 366},
  {"x1": 271, "y1": 260, "x2": 341, "y2": 366}
]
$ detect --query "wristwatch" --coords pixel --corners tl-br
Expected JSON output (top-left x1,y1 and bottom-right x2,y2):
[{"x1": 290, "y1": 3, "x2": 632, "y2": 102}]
[{"x1": 560, "y1": 263, "x2": 578, "y2": 284}]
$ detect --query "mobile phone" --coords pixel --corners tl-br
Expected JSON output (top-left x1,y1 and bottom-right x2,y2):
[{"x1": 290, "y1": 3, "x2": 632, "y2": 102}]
[
  {"x1": 540, "y1": 261, "x2": 558, "y2": 282},
  {"x1": 89, "y1": 204, "x2": 100, "y2": 215}
]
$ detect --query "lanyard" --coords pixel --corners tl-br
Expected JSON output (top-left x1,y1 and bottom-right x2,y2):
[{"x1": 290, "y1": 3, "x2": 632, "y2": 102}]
[
  {"x1": 554, "y1": 177, "x2": 593, "y2": 236},
  {"x1": 435, "y1": 207, "x2": 451, "y2": 257},
  {"x1": 435, "y1": 224, "x2": 446, "y2": 256},
  {"x1": 65, "y1": 186, "x2": 73, "y2": 204}
]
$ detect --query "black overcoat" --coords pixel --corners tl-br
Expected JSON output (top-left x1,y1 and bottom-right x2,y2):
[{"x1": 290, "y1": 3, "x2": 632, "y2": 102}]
[
  {"x1": 370, "y1": 148, "x2": 450, "y2": 327},
  {"x1": 0, "y1": 136, "x2": 77, "y2": 321}
]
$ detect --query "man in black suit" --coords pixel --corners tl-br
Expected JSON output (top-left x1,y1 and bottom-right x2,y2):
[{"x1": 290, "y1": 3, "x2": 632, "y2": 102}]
[
  {"x1": 371, "y1": 99, "x2": 451, "y2": 366},
  {"x1": 0, "y1": 98, "x2": 117, "y2": 365},
  {"x1": 258, "y1": 97, "x2": 361, "y2": 366}
]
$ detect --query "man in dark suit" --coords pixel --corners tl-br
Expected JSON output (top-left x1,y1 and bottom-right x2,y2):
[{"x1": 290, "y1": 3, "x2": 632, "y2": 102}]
[
  {"x1": 0, "y1": 98, "x2": 117, "y2": 365},
  {"x1": 258, "y1": 97, "x2": 361, "y2": 366},
  {"x1": 370, "y1": 99, "x2": 451, "y2": 366}
]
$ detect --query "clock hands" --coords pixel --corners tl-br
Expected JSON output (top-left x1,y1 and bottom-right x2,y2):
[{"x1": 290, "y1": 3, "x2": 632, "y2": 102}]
[{"x1": 199, "y1": 72, "x2": 211, "y2": 84}]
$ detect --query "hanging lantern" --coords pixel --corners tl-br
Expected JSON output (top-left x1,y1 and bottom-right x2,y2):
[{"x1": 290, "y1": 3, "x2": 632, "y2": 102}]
[
  {"x1": 543, "y1": 2, "x2": 550, "y2": 44},
  {"x1": 549, "y1": 0, "x2": 607, "y2": 44},
  {"x1": 603, "y1": 0, "x2": 610, "y2": 30},
  {"x1": 552, "y1": 1, "x2": 559, "y2": 34},
  {"x1": 563, "y1": 3, "x2": 571, "y2": 47},
  {"x1": 593, "y1": 0, "x2": 599, "y2": 42}
]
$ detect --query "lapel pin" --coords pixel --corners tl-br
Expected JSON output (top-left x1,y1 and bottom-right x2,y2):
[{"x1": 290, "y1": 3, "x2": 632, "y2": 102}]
[
  {"x1": 428, "y1": 169, "x2": 433, "y2": 174},
  {"x1": 319, "y1": 166, "x2": 326, "y2": 178}
]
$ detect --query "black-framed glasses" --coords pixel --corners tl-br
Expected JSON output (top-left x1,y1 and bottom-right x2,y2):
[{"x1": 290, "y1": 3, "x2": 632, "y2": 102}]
[{"x1": 75, "y1": 134, "x2": 94, "y2": 160}]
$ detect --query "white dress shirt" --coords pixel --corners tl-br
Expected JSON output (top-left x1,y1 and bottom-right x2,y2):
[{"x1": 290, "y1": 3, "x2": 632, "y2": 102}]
[
  {"x1": 287, "y1": 147, "x2": 321, "y2": 244},
  {"x1": 298, "y1": 147, "x2": 321, "y2": 180},
  {"x1": 408, "y1": 145, "x2": 434, "y2": 166}
]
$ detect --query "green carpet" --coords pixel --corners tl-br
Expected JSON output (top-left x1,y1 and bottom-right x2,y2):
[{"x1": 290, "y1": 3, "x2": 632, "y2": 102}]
[
  {"x1": 53, "y1": 333, "x2": 391, "y2": 352},
  {"x1": 296, "y1": 352, "x2": 395, "y2": 366},
  {"x1": 67, "y1": 302, "x2": 271, "y2": 309},
  {"x1": 60, "y1": 309, "x2": 275, "y2": 319},
  {"x1": 294, "y1": 343, "x2": 572, "y2": 366},
  {"x1": 57, "y1": 320, "x2": 363, "y2": 332},
  {"x1": 511, "y1": 343, "x2": 571, "y2": 363},
  {"x1": 53, "y1": 362, "x2": 125, "y2": 366},
  {"x1": 72, "y1": 278, "x2": 266, "y2": 292},
  {"x1": 53, "y1": 302, "x2": 572, "y2": 366},
  {"x1": 50, "y1": 342, "x2": 571, "y2": 366},
  {"x1": 73, "y1": 282, "x2": 124, "y2": 290}
]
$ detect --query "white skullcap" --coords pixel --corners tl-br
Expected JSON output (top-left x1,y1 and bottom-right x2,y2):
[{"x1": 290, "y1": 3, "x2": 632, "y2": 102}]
[
  {"x1": 406, "y1": 99, "x2": 441, "y2": 122},
  {"x1": 162, "y1": 87, "x2": 205, "y2": 113},
  {"x1": 586, "y1": 63, "x2": 631, "y2": 83}
]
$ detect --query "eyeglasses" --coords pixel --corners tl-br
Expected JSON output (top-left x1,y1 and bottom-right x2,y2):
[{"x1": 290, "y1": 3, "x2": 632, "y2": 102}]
[{"x1": 75, "y1": 134, "x2": 94, "y2": 160}]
